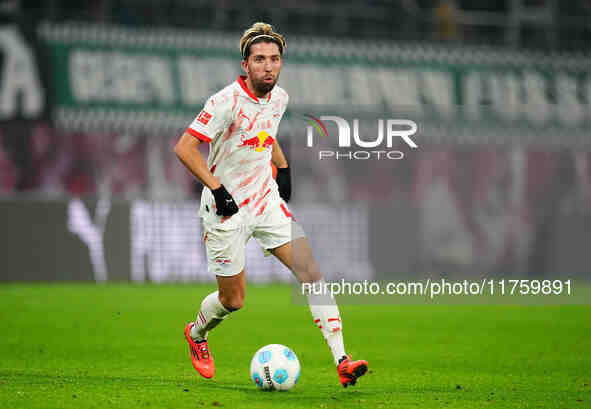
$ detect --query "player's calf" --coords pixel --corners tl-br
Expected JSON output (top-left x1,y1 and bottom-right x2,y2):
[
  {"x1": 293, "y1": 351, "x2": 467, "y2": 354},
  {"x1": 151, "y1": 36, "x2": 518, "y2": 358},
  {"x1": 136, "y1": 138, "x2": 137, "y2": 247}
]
[{"x1": 217, "y1": 292, "x2": 244, "y2": 311}]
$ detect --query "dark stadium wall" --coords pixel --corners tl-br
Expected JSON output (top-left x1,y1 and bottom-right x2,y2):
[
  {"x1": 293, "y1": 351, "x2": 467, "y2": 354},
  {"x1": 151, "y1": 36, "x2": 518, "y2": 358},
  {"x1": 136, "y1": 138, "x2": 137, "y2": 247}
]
[{"x1": 0, "y1": 199, "x2": 130, "y2": 282}]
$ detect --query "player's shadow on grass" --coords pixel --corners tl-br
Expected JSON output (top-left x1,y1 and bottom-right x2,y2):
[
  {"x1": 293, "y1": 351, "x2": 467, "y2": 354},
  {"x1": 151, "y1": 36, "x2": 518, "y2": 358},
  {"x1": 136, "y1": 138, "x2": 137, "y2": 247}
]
[{"x1": 201, "y1": 380, "x2": 376, "y2": 399}]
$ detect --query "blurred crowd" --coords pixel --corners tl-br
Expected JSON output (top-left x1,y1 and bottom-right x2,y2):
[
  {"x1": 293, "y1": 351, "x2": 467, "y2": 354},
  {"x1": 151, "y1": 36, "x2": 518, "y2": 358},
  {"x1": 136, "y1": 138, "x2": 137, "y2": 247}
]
[{"x1": 2, "y1": 0, "x2": 590, "y2": 49}]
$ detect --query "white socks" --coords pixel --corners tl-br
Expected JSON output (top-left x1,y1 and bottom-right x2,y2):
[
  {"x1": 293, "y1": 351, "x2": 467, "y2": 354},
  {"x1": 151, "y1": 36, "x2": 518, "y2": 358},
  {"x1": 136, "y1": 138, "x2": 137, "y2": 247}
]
[
  {"x1": 190, "y1": 291, "x2": 231, "y2": 342},
  {"x1": 190, "y1": 285, "x2": 346, "y2": 366},
  {"x1": 306, "y1": 280, "x2": 347, "y2": 365}
]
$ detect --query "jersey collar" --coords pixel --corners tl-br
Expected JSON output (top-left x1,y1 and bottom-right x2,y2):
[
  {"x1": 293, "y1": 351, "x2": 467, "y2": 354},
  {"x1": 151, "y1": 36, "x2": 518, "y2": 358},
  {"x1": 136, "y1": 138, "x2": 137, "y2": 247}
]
[{"x1": 237, "y1": 75, "x2": 272, "y2": 104}]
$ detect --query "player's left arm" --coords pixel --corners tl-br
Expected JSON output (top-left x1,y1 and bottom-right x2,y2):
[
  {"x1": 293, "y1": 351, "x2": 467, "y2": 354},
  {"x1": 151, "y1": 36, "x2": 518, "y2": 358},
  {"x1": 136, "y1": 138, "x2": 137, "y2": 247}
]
[
  {"x1": 271, "y1": 140, "x2": 288, "y2": 169},
  {"x1": 272, "y1": 140, "x2": 291, "y2": 202}
]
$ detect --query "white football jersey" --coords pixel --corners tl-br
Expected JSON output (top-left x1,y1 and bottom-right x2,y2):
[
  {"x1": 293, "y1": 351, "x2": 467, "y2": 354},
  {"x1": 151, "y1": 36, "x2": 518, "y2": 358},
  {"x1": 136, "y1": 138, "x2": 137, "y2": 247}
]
[{"x1": 186, "y1": 75, "x2": 289, "y2": 225}]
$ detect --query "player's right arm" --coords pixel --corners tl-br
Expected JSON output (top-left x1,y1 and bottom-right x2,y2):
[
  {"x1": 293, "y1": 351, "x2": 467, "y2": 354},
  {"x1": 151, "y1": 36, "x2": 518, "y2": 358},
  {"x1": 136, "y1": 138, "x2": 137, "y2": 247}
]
[
  {"x1": 174, "y1": 133, "x2": 220, "y2": 190},
  {"x1": 175, "y1": 133, "x2": 238, "y2": 216},
  {"x1": 175, "y1": 96, "x2": 239, "y2": 216}
]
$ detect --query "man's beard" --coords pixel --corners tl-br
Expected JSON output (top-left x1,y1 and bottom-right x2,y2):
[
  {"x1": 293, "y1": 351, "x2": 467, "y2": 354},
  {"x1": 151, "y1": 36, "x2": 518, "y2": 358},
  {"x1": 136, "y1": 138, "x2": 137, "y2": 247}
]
[{"x1": 251, "y1": 76, "x2": 277, "y2": 95}]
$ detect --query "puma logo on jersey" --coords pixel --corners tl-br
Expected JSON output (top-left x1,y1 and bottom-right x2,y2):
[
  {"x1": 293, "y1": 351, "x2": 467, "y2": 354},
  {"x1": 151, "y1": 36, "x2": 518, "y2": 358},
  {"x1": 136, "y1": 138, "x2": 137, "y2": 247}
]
[{"x1": 238, "y1": 109, "x2": 251, "y2": 122}]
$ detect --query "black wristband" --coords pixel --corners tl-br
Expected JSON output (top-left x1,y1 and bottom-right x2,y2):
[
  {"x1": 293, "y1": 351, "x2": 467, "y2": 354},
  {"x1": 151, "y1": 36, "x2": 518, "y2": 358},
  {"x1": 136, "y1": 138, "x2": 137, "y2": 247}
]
[
  {"x1": 211, "y1": 185, "x2": 226, "y2": 199},
  {"x1": 276, "y1": 166, "x2": 292, "y2": 202}
]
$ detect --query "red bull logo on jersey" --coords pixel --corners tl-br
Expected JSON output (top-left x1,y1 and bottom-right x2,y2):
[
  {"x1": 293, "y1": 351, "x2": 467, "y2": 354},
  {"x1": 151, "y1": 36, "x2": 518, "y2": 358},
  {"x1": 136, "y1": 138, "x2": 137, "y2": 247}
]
[{"x1": 240, "y1": 131, "x2": 275, "y2": 152}]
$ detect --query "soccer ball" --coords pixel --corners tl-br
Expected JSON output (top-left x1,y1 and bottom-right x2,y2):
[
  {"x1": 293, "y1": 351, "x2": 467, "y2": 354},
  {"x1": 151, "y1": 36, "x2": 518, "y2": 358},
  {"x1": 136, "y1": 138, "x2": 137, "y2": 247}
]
[{"x1": 250, "y1": 344, "x2": 300, "y2": 391}]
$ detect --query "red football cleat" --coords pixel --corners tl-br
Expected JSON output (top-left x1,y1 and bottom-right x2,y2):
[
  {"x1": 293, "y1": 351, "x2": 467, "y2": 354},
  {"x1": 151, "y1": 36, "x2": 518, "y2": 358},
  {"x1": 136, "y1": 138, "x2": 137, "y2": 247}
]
[
  {"x1": 337, "y1": 356, "x2": 368, "y2": 388},
  {"x1": 184, "y1": 322, "x2": 215, "y2": 378}
]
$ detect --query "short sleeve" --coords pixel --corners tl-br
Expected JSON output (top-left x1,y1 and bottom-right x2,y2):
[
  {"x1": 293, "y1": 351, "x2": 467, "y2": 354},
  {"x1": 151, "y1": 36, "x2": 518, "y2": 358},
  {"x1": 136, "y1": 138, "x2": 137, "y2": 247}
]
[
  {"x1": 186, "y1": 96, "x2": 231, "y2": 143},
  {"x1": 281, "y1": 92, "x2": 289, "y2": 116}
]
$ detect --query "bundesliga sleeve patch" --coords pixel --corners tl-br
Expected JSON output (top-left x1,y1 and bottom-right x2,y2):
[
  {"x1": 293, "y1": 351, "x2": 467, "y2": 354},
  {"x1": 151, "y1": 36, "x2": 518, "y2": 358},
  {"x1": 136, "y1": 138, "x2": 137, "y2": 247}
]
[{"x1": 197, "y1": 110, "x2": 213, "y2": 125}]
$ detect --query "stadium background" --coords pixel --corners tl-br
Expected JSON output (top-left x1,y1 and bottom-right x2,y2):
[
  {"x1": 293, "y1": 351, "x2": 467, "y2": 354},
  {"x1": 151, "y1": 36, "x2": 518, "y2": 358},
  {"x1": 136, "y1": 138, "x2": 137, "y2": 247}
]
[
  {"x1": 1, "y1": 0, "x2": 590, "y2": 284},
  {"x1": 1, "y1": 2, "x2": 591, "y2": 409}
]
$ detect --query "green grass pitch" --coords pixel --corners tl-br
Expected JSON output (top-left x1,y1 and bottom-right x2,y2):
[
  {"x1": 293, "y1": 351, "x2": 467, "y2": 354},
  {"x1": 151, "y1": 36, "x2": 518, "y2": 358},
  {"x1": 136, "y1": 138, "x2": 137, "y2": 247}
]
[{"x1": 0, "y1": 283, "x2": 589, "y2": 408}]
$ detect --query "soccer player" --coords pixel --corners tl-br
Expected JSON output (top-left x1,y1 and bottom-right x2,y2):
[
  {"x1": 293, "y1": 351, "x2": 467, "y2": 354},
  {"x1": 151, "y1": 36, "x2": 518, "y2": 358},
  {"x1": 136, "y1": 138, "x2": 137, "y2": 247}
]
[{"x1": 174, "y1": 22, "x2": 368, "y2": 388}]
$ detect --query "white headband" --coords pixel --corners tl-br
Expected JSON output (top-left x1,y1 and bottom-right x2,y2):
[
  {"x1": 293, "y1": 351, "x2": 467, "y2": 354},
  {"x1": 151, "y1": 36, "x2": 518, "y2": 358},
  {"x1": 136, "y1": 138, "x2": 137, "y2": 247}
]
[{"x1": 242, "y1": 34, "x2": 285, "y2": 58}]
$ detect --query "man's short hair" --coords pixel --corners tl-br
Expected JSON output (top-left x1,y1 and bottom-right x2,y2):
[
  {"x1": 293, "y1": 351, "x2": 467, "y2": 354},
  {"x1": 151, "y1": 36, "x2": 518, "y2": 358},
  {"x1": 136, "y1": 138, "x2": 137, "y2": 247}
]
[{"x1": 240, "y1": 22, "x2": 286, "y2": 60}]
